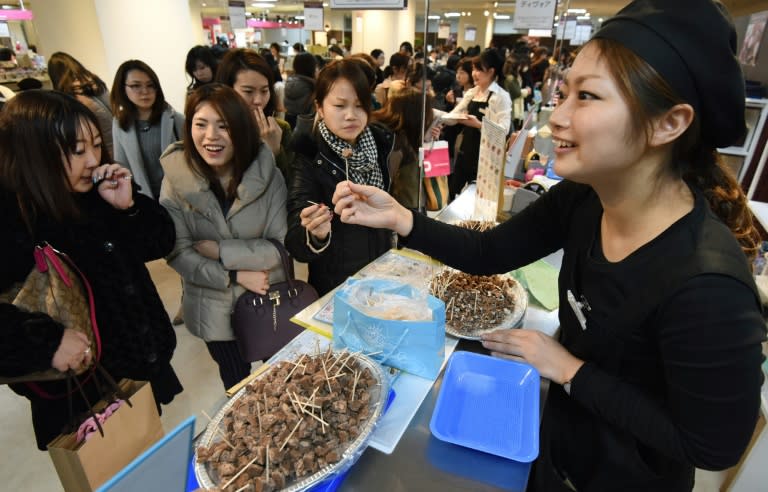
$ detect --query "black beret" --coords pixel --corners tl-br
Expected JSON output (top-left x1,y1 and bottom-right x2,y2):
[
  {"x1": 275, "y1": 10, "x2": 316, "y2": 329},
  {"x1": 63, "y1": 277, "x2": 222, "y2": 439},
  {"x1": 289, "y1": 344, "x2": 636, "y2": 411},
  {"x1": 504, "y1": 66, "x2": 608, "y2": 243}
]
[{"x1": 593, "y1": 0, "x2": 746, "y2": 148}]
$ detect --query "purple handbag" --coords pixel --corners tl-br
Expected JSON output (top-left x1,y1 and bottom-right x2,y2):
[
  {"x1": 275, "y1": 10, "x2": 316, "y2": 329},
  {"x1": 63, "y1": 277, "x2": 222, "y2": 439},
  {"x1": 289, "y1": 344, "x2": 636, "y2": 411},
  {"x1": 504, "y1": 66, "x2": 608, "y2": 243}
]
[{"x1": 231, "y1": 239, "x2": 318, "y2": 362}]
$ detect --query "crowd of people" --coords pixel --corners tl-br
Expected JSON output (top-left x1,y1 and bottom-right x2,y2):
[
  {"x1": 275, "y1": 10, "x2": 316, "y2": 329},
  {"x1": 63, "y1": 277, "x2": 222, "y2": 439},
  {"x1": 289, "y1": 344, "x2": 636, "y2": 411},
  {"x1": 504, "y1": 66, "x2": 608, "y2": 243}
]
[{"x1": 0, "y1": 1, "x2": 765, "y2": 490}]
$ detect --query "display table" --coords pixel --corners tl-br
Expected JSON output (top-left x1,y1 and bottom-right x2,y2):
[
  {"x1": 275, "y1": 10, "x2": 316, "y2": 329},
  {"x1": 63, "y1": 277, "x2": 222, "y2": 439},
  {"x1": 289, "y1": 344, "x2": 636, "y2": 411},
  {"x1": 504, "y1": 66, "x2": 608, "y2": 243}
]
[{"x1": 287, "y1": 185, "x2": 562, "y2": 491}]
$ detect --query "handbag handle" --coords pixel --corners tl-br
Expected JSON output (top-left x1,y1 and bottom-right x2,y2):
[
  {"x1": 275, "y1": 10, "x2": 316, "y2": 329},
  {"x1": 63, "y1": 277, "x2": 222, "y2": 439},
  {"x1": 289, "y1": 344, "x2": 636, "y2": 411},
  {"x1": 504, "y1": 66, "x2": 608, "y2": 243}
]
[{"x1": 265, "y1": 238, "x2": 297, "y2": 288}]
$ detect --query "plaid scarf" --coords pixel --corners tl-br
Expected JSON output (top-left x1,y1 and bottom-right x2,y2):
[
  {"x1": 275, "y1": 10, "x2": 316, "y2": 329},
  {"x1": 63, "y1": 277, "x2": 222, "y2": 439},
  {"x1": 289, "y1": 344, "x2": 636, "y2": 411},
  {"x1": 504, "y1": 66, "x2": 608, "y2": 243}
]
[{"x1": 317, "y1": 120, "x2": 384, "y2": 190}]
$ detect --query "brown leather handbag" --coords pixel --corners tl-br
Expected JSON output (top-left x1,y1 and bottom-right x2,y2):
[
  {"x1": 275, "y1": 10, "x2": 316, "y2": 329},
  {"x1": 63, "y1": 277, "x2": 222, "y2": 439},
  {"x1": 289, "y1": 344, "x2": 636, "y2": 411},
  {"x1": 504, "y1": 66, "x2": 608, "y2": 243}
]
[
  {"x1": 231, "y1": 239, "x2": 318, "y2": 362},
  {"x1": 0, "y1": 243, "x2": 101, "y2": 384}
]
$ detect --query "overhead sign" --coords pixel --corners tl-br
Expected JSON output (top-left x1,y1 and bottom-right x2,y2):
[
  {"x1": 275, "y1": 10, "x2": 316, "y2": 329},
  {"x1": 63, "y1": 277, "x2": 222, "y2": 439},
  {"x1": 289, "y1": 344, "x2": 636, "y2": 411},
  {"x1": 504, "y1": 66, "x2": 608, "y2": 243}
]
[
  {"x1": 330, "y1": 0, "x2": 406, "y2": 9},
  {"x1": 228, "y1": 1, "x2": 246, "y2": 30},
  {"x1": 438, "y1": 23, "x2": 450, "y2": 39},
  {"x1": 513, "y1": 0, "x2": 557, "y2": 31},
  {"x1": 304, "y1": 2, "x2": 324, "y2": 31}
]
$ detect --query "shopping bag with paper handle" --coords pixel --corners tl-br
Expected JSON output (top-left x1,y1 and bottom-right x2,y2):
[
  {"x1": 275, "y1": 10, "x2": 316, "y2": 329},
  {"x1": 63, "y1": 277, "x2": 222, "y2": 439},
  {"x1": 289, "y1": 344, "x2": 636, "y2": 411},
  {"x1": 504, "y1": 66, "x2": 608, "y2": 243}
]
[
  {"x1": 421, "y1": 140, "x2": 451, "y2": 177},
  {"x1": 48, "y1": 380, "x2": 164, "y2": 492}
]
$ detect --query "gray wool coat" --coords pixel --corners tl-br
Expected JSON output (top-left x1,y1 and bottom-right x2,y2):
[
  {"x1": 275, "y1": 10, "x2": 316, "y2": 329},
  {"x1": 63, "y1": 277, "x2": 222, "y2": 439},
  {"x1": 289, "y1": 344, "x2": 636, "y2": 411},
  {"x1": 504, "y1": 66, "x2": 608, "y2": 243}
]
[
  {"x1": 159, "y1": 143, "x2": 288, "y2": 341},
  {"x1": 113, "y1": 106, "x2": 184, "y2": 199}
]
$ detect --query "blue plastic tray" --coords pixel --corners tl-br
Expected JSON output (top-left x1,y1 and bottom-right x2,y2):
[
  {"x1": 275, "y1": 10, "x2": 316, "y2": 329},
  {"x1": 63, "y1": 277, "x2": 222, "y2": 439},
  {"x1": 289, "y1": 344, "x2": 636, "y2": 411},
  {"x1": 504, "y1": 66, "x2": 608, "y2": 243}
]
[{"x1": 429, "y1": 351, "x2": 540, "y2": 462}]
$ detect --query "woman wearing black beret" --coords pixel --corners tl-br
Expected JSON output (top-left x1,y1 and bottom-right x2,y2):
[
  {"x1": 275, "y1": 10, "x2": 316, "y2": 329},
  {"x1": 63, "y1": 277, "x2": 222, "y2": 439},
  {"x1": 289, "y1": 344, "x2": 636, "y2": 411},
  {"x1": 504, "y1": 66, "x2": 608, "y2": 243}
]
[{"x1": 332, "y1": 0, "x2": 766, "y2": 490}]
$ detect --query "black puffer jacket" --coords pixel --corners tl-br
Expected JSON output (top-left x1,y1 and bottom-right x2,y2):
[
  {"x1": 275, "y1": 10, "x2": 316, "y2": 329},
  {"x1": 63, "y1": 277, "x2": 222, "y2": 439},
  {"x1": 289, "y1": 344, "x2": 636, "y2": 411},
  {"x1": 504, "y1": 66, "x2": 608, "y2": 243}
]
[
  {"x1": 286, "y1": 124, "x2": 396, "y2": 295},
  {"x1": 0, "y1": 188, "x2": 181, "y2": 449},
  {"x1": 284, "y1": 74, "x2": 316, "y2": 117}
]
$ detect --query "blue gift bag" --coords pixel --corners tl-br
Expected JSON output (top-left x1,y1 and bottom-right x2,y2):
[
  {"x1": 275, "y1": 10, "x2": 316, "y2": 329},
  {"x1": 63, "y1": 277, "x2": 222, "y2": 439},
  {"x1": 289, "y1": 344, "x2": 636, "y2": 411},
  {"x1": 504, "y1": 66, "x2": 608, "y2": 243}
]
[{"x1": 333, "y1": 278, "x2": 445, "y2": 380}]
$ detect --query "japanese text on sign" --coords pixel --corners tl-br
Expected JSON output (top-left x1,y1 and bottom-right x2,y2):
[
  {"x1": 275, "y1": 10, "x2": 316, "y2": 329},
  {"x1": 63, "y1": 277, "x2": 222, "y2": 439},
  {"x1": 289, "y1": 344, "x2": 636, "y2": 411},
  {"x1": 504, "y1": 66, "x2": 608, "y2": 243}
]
[{"x1": 513, "y1": 0, "x2": 557, "y2": 31}]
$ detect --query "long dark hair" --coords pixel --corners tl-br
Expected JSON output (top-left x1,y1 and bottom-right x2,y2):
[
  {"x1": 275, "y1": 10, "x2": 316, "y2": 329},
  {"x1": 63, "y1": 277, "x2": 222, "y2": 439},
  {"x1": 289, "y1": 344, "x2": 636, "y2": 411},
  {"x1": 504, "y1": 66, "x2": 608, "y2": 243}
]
[
  {"x1": 215, "y1": 48, "x2": 277, "y2": 116},
  {"x1": 111, "y1": 59, "x2": 168, "y2": 131},
  {"x1": 373, "y1": 86, "x2": 434, "y2": 150},
  {"x1": 591, "y1": 37, "x2": 760, "y2": 259},
  {"x1": 48, "y1": 52, "x2": 108, "y2": 98},
  {"x1": 0, "y1": 90, "x2": 109, "y2": 225},
  {"x1": 185, "y1": 45, "x2": 218, "y2": 91},
  {"x1": 183, "y1": 84, "x2": 262, "y2": 202}
]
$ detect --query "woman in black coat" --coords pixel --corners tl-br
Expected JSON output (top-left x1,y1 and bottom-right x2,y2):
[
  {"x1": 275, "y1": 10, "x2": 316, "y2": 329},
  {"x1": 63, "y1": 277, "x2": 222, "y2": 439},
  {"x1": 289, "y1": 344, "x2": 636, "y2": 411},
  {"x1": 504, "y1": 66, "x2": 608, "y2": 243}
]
[
  {"x1": 0, "y1": 90, "x2": 182, "y2": 450},
  {"x1": 285, "y1": 59, "x2": 395, "y2": 296}
]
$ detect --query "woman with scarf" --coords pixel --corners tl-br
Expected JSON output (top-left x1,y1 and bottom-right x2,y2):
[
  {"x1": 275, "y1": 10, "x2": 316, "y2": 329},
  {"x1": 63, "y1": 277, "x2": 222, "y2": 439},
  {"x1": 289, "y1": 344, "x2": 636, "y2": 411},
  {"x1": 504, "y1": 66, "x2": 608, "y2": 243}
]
[{"x1": 285, "y1": 59, "x2": 395, "y2": 296}]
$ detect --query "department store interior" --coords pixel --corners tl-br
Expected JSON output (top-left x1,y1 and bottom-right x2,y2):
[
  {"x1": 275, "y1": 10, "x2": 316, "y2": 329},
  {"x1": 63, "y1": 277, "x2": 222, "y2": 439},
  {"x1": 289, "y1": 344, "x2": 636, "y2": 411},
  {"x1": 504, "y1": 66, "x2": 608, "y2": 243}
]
[{"x1": 1, "y1": 0, "x2": 768, "y2": 491}]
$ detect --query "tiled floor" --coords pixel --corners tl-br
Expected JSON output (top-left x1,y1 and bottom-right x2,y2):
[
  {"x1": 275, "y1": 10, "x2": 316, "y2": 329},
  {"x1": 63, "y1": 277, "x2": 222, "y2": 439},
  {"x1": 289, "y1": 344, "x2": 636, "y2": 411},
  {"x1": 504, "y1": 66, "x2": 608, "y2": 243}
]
[{"x1": 0, "y1": 260, "x2": 726, "y2": 491}]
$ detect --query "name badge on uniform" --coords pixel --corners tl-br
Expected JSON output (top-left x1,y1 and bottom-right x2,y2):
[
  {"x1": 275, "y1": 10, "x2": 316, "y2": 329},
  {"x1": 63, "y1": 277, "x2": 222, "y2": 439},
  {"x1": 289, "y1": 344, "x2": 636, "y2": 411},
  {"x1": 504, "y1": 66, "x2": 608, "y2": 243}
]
[{"x1": 567, "y1": 289, "x2": 590, "y2": 330}]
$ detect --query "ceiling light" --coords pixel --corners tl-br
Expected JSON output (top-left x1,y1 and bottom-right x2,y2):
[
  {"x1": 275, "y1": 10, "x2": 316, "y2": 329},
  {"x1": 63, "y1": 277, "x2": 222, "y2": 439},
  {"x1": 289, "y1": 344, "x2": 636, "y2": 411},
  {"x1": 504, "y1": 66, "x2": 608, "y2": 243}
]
[
  {"x1": 467, "y1": 12, "x2": 471, "y2": 16},
  {"x1": 493, "y1": 14, "x2": 510, "y2": 20},
  {"x1": 251, "y1": 2, "x2": 273, "y2": 7},
  {"x1": 322, "y1": 2, "x2": 328, "y2": 6},
  {"x1": 295, "y1": 15, "x2": 305, "y2": 19},
  {"x1": 427, "y1": 15, "x2": 441, "y2": 20},
  {"x1": 494, "y1": 2, "x2": 498, "y2": 7},
  {"x1": 598, "y1": 18, "x2": 604, "y2": 23},
  {"x1": 461, "y1": 12, "x2": 466, "y2": 16},
  {"x1": 444, "y1": 12, "x2": 461, "y2": 18},
  {"x1": 567, "y1": 8, "x2": 587, "y2": 14},
  {"x1": 201, "y1": 2, "x2": 206, "y2": 6},
  {"x1": 484, "y1": 10, "x2": 489, "y2": 17}
]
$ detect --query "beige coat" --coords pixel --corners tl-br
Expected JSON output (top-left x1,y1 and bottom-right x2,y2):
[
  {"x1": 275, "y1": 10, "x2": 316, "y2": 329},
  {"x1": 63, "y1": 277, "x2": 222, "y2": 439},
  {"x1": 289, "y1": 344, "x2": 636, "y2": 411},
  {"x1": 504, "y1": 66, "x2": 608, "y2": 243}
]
[{"x1": 159, "y1": 143, "x2": 288, "y2": 341}]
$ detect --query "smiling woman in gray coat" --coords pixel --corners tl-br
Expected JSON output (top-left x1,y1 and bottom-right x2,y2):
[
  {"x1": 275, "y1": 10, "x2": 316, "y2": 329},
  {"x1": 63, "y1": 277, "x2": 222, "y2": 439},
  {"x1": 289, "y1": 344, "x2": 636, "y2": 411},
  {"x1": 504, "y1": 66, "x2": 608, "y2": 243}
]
[{"x1": 160, "y1": 84, "x2": 288, "y2": 389}]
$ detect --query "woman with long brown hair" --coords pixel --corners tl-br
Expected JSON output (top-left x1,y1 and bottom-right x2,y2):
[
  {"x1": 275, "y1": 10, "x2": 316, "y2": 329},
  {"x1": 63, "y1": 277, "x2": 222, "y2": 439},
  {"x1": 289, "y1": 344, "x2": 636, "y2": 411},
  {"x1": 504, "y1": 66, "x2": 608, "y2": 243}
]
[
  {"x1": 333, "y1": 1, "x2": 766, "y2": 490},
  {"x1": 159, "y1": 84, "x2": 287, "y2": 389},
  {"x1": 372, "y1": 85, "x2": 434, "y2": 209},
  {"x1": 0, "y1": 90, "x2": 181, "y2": 450}
]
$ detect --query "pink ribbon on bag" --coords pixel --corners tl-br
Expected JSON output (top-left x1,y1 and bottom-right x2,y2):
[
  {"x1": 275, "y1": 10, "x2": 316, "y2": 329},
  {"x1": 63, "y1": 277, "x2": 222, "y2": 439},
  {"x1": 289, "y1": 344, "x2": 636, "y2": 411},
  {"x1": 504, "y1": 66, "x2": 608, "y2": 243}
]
[{"x1": 75, "y1": 399, "x2": 124, "y2": 443}]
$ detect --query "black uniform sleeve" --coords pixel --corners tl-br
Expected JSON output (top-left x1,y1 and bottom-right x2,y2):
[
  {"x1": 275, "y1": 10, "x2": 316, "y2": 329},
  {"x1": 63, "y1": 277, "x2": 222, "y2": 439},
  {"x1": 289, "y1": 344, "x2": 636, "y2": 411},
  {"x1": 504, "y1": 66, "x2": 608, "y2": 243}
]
[
  {"x1": 403, "y1": 180, "x2": 588, "y2": 274},
  {"x1": 571, "y1": 274, "x2": 766, "y2": 470}
]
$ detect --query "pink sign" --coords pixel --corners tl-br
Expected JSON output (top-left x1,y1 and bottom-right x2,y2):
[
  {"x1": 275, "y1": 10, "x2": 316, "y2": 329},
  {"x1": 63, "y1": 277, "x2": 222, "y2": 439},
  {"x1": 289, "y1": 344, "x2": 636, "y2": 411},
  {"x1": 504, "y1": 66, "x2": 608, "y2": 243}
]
[
  {"x1": 0, "y1": 9, "x2": 33, "y2": 21},
  {"x1": 202, "y1": 17, "x2": 221, "y2": 27}
]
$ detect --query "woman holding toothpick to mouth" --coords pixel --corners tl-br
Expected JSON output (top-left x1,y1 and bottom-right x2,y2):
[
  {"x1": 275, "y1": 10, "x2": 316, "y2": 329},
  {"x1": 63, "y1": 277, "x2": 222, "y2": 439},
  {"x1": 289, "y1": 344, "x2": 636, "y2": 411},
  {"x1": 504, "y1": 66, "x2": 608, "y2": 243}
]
[{"x1": 285, "y1": 59, "x2": 396, "y2": 296}]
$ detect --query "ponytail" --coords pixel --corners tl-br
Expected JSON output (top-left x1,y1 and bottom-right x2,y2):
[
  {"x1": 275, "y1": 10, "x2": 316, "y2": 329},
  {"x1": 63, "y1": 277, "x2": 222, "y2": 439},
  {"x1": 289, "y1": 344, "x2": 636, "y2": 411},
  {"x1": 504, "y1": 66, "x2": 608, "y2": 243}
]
[{"x1": 682, "y1": 146, "x2": 760, "y2": 261}]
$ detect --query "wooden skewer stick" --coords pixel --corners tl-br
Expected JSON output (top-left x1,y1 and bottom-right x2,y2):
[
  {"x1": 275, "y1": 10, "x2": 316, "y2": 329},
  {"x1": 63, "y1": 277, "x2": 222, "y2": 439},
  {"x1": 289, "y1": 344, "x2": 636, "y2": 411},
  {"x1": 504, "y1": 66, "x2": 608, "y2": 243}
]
[
  {"x1": 284, "y1": 354, "x2": 306, "y2": 382},
  {"x1": 320, "y1": 406, "x2": 326, "y2": 434},
  {"x1": 327, "y1": 348, "x2": 348, "y2": 371},
  {"x1": 201, "y1": 410, "x2": 235, "y2": 449},
  {"x1": 263, "y1": 392, "x2": 268, "y2": 412},
  {"x1": 265, "y1": 444, "x2": 270, "y2": 481},
  {"x1": 304, "y1": 408, "x2": 330, "y2": 427},
  {"x1": 351, "y1": 370, "x2": 360, "y2": 401},
  {"x1": 234, "y1": 484, "x2": 250, "y2": 492},
  {"x1": 280, "y1": 418, "x2": 304, "y2": 451},
  {"x1": 220, "y1": 454, "x2": 260, "y2": 490},
  {"x1": 334, "y1": 351, "x2": 358, "y2": 377},
  {"x1": 364, "y1": 350, "x2": 383, "y2": 357},
  {"x1": 321, "y1": 358, "x2": 333, "y2": 394},
  {"x1": 474, "y1": 291, "x2": 479, "y2": 313},
  {"x1": 287, "y1": 392, "x2": 301, "y2": 416}
]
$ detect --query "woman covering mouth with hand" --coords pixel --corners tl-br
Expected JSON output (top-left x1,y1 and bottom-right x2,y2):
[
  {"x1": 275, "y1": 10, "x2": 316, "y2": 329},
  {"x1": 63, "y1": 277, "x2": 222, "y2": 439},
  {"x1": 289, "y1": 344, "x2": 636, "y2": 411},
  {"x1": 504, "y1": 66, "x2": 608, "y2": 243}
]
[
  {"x1": 0, "y1": 90, "x2": 182, "y2": 450},
  {"x1": 159, "y1": 84, "x2": 288, "y2": 389}
]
